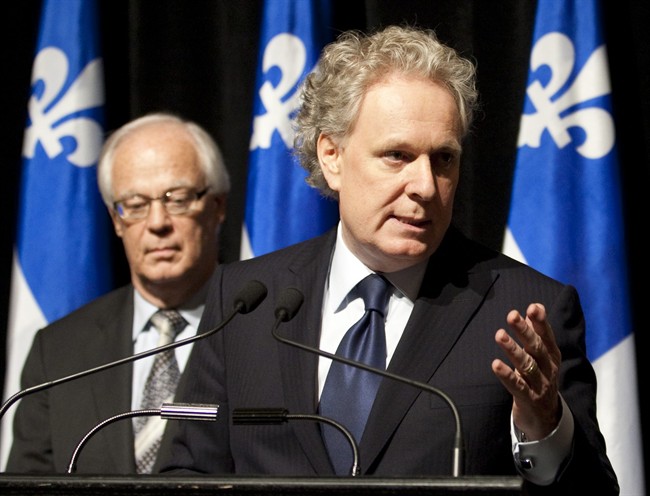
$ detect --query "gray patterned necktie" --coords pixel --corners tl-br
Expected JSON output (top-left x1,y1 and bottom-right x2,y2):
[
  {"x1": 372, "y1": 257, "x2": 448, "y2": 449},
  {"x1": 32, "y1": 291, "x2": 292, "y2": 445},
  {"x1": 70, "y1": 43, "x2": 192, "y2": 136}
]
[{"x1": 134, "y1": 309, "x2": 186, "y2": 474}]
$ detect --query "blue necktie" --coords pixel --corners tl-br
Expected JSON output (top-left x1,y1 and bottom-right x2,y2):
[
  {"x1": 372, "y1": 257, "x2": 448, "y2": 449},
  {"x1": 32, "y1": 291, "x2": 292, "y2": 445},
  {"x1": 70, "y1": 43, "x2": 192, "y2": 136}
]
[{"x1": 319, "y1": 274, "x2": 390, "y2": 475}]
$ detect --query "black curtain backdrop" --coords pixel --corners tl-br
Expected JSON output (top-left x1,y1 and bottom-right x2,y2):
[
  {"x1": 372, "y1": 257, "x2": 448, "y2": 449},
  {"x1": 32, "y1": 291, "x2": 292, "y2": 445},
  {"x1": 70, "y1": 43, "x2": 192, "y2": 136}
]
[{"x1": 1, "y1": 0, "x2": 649, "y2": 482}]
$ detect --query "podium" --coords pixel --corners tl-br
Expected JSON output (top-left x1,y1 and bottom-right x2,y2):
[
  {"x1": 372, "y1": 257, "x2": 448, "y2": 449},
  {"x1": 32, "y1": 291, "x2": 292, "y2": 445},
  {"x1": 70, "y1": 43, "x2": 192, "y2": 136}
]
[{"x1": 0, "y1": 475, "x2": 525, "y2": 495}]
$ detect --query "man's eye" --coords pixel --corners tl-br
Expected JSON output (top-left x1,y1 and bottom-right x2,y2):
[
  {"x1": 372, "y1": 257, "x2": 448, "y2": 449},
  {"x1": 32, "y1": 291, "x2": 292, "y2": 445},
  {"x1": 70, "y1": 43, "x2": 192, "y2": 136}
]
[
  {"x1": 385, "y1": 151, "x2": 408, "y2": 161},
  {"x1": 167, "y1": 193, "x2": 191, "y2": 205},
  {"x1": 124, "y1": 198, "x2": 147, "y2": 209},
  {"x1": 434, "y1": 152, "x2": 457, "y2": 170},
  {"x1": 441, "y1": 152, "x2": 455, "y2": 164}
]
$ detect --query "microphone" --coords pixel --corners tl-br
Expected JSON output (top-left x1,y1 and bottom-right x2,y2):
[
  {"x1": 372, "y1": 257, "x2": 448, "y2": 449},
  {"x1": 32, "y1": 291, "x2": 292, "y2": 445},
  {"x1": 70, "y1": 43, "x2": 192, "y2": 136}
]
[
  {"x1": 232, "y1": 408, "x2": 360, "y2": 476},
  {"x1": 67, "y1": 402, "x2": 219, "y2": 473},
  {"x1": 0, "y1": 279, "x2": 268, "y2": 421},
  {"x1": 273, "y1": 287, "x2": 465, "y2": 477}
]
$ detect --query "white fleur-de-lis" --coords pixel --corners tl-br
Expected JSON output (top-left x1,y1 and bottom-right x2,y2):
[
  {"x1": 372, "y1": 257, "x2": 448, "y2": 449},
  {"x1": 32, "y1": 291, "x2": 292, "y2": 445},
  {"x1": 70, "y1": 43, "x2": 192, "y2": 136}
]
[
  {"x1": 517, "y1": 32, "x2": 615, "y2": 159},
  {"x1": 249, "y1": 33, "x2": 307, "y2": 151},
  {"x1": 22, "y1": 46, "x2": 105, "y2": 168}
]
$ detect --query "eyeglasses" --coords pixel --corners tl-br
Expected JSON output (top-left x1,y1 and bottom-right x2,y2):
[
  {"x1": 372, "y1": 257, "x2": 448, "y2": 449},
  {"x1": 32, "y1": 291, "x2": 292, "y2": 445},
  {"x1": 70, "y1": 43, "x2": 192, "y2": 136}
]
[{"x1": 113, "y1": 187, "x2": 209, "y2": 220}]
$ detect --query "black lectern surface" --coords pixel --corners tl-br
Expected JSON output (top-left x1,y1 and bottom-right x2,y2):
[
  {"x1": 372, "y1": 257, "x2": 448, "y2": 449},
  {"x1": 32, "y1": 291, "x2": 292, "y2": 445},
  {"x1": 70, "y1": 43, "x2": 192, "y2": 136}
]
[{"x1": 0, "y1": 475, "x2": 525, "y2": 496}]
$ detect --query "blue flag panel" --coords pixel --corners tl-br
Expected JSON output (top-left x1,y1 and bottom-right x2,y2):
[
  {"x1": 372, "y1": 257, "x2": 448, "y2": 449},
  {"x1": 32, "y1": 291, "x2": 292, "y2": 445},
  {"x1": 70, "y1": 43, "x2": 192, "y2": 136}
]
[
  {"x1": 17, "y1": 0, "x2": 112, "y2": 320},
  {"x1": 504, "y1": 1, "x2": 643, "y2": 493},
  {"x1": 507, "y1": 1, "x2": 628, "y2": 361},
  {"x1": 2, "y1": 0, "x2": 112, "y2": 469},
  {"x1": 242, "y1": 0, "x2": 339, "y2": 258}
]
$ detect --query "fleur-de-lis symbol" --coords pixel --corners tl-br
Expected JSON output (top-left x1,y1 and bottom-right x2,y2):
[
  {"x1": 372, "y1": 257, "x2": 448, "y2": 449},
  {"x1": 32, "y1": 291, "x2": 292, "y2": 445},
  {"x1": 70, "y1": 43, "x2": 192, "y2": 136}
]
[
  {"x1": 249, "y1": 33, "x2": 307, "y2": 151},
  {"x1": 22, "y1": 46, "x2": 105, "y2": 167},
  {"x1": 517, "y1": 32, "x2": 614, "y2": 159}
]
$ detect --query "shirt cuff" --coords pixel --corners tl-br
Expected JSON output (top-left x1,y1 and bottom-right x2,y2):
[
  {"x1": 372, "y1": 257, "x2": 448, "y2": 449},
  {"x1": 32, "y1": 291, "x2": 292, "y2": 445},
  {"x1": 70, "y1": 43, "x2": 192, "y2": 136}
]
[{"x1": 510, "y1": 395, "x2": 574, "y2": 486}]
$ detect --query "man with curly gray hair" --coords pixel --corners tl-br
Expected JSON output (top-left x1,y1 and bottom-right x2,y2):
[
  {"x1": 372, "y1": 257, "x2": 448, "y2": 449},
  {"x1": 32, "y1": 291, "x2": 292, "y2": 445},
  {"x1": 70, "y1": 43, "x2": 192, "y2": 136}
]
[
  {"x1": 294, "y1": 25, "x2": 477, "y2": 199},
  {"x1": 165, "y1": 26, "x2": 618, "y2": 495}
]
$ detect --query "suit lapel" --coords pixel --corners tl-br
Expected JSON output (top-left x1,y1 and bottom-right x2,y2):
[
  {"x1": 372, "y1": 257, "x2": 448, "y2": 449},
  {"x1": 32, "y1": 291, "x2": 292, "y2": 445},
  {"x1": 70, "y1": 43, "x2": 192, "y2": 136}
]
[
  {"x1": 86, "y1": 287, "x2": 136, "y2": 471},
  {"x1": 360, "y1": 231, "x2": 500, "y2": 472},
  {"x1": 275, "y1": 230, "x2": 337, "y2": 474}
]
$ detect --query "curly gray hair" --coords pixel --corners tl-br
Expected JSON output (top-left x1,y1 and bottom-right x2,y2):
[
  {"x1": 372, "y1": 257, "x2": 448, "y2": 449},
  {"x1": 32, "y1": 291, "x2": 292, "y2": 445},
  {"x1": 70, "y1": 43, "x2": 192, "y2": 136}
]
[{"x1": 293, "y1": 25, "x2": 478, "y2": 199}]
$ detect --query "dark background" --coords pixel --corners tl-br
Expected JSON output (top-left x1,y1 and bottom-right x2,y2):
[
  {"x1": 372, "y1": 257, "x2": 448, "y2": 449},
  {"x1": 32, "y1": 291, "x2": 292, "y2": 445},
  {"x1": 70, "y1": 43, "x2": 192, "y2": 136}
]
[{"x1": 1, "y1": 0, "x2": 648, "y2": 484}]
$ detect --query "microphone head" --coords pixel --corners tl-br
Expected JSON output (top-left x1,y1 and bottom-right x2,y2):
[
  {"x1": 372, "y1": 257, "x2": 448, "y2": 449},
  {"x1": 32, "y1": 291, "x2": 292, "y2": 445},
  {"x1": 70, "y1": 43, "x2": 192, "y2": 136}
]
[
  {"x1": 274, "y1": 287, "x2": 304, "y2": 322},
  {"x1": 234, "y1": 280, "x2": 268, "y2": 314}
]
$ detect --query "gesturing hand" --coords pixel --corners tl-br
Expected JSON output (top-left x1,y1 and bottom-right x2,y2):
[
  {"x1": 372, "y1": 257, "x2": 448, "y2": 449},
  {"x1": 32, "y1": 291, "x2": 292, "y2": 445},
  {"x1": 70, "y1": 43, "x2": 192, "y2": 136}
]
[{"x1": 491, "y1": 303, "x2": 562, "y2": 440}]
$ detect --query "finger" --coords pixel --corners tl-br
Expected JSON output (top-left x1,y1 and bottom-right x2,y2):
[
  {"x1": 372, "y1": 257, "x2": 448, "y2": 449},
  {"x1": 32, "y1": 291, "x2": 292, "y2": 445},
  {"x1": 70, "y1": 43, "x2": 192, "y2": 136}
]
[
  {"x1": 517, "y1": 357, "x2": 540, "y2": 382},
  {"x1": 524, "y1": 304, "x2": 561, "y2": 364},
  {"x1": 495, "y1": 328, "x2": 539, "y2": 381},
  {"x1": 491, "y1": 359, "x2": 519, "y2": 395},
  {"x1": 491, "y1": 358, "x2": 531, "y2": 398},
  {"x1": 507, "y1": 308, "x2": 542, "y2": 353},
  {"x1": 507, "y1": 307, "x2": 555, "y2": 374}
]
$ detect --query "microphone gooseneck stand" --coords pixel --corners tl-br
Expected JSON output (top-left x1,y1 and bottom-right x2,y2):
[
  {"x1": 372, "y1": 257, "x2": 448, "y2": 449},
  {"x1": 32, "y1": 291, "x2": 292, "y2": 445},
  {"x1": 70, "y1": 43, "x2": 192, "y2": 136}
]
[
  {"x1": 67, "y1": 403, "x2": 219, "y2": 473},
  {"x1": 232, "y1": 407, "x2": 361, "y2": 477}
]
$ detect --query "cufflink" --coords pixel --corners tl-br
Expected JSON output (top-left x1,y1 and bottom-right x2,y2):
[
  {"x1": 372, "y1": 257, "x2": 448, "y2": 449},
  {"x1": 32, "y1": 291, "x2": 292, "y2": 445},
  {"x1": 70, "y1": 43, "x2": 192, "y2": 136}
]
[{"x1": 518, "y1": 456, "x2": 534, "y2": 470}]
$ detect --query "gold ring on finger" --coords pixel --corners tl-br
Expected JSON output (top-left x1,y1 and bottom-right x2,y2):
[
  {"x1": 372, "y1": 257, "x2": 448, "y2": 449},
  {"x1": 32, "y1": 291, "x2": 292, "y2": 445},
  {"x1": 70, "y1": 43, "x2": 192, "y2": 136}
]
[{"x1": 522, "y1": 360, "x2": 538, "y2": 376}]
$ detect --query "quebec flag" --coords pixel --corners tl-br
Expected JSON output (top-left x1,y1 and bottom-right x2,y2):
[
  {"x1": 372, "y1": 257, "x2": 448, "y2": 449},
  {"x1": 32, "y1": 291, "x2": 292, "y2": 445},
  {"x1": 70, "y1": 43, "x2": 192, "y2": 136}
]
[
  {"x1": 502, "y1": 0, "x2": 644, "y2": 494},
  {"x1": 240, "y1": 0, "x2": 339, "y2": 259},
  {"x1": 1, "y1": 0, "x2": 112, "y2": 469}
]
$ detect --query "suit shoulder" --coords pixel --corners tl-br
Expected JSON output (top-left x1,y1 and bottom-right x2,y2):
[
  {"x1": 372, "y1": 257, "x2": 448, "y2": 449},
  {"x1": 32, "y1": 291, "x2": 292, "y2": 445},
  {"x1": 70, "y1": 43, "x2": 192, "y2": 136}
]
[
  {"x1": 446, "y1": 227, "x2": 565, "y2": 286},
  {"x1": 220, "y1": 230, "x2": 335, "y2": 276},
  {"x1": 34, "y1": 285, "x2": 133, "y2": 340}
]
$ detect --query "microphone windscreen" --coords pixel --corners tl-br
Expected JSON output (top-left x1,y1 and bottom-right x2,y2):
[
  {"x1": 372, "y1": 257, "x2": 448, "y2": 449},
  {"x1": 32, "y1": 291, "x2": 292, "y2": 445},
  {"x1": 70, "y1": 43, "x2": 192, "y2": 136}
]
[
  {"x1": 234, "y1": 280, "x2": 268, "y2": 314},
  {"x1": 274, "y1": 288, "x2": 304, "y2": 321}
]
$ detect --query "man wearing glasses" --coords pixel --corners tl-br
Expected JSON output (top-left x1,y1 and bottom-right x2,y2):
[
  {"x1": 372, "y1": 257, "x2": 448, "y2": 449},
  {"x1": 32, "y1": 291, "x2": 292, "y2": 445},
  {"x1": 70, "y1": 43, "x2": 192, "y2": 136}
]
[{"x1": 6, "y1": 113, "x2": 230, "y2": 474}]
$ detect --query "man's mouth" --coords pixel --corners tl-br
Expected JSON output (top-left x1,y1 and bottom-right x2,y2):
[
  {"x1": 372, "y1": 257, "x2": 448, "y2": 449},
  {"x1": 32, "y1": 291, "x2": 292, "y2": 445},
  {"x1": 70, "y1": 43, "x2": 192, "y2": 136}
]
[{"x1": 394, "y1": 216, "x2": 431, "y2": 228}]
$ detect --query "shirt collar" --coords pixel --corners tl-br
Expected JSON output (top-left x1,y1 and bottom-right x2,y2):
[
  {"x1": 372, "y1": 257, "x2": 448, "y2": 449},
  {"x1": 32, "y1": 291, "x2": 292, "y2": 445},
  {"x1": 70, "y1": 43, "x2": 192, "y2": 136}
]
[
  {"x1": 328, "y1": 222, "x2": 428, "y2": 311},
  {"x1": 132, "y1": 276, "x2": 211, "y2": 340}
]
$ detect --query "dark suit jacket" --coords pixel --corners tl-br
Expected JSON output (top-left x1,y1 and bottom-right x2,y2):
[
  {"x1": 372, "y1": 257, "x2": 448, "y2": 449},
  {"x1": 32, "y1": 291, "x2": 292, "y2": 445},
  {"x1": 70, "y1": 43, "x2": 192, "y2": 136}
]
[
  {"x1": 5, "y1": 285, "x2": 179, "y2": 474},
  {"x1": 164, "y1": 227, "x2": 618, "y2": 494}
]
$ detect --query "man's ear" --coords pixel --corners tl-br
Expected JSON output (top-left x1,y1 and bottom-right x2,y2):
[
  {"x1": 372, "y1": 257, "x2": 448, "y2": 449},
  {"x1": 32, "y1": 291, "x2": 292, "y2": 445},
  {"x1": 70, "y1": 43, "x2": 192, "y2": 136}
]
[
  {"x1": 317, "y1": 133, "x2": 341, "y2": 192},
  {"x1": 110, "y1": 209, "x2": 125, "y2": 238},
  {"x1": 214, "y1": 194, "x2": 227, "y2": 225}
]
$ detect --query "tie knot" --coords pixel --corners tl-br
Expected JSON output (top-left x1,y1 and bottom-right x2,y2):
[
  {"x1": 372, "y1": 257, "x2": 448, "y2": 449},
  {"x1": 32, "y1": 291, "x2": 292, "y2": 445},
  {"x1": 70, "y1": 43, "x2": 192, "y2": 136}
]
[
  {"x1": 355, "y1": 274, "x2": 390, "y2": 316},
  {"x1": 150, "y1": 309, "x2": 187, "y2": 343}
]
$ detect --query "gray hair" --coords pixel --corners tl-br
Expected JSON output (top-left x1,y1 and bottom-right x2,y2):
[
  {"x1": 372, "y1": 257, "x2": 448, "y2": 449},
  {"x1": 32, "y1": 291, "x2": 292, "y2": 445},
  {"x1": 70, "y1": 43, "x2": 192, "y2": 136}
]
[
  {"x1": 293, "y1": 25, "x2": 479, "y2": 199},
  {"x1": 97, "y1": 112, "x2": 231, "y2": 207}
]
